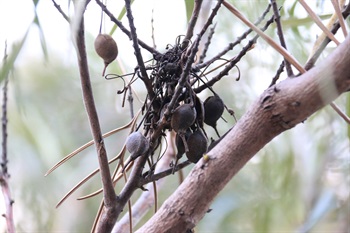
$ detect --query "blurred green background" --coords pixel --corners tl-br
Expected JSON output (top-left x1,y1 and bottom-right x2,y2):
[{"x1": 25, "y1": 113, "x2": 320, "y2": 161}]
[{"x1": 0, "y1": 0, "x2": 349, "y2": 232}]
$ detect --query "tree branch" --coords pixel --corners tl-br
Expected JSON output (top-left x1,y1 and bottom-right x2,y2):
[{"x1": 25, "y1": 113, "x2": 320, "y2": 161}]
[
  {"x1": 0, "y1": 43, "x2": 15, "y2": 233},
  {"x1": 136, "y1": 35, "x2": 350, "y2": 233},
  {"x1": 74, "y1": 16, "x2": 118, "y2": 232}
]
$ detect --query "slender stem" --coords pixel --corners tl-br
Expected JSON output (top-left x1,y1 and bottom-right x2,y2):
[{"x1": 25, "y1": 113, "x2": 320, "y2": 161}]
[
  {"x1": 74, "y1": 17, "x2": 118, "y2": 232},
  {"x1": 269, "y1": 60, "x2": 285, "y2": 87},
  {"x1": 182, "y1": 0, "x2": 203, "y2": 49}
]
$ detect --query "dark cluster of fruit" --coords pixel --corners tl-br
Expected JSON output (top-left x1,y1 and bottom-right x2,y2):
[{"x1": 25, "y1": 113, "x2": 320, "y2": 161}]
[
  {"x1": 141, "y1": 38, "x2": 227, "y2": 171},
  {"x1": 96, "y1": 35, "x2": 228, "y2": 172}
]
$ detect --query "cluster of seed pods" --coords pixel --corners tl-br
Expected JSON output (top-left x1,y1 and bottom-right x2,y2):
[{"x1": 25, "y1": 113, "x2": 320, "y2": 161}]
[{"x1": 94, "y1": 34, "x2": 227, "y2": 172}]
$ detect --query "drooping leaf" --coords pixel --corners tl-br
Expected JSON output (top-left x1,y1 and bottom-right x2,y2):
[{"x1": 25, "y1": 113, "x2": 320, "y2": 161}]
[{"x1": 0, "y1": 30, "x2": 29, "y2": 84}]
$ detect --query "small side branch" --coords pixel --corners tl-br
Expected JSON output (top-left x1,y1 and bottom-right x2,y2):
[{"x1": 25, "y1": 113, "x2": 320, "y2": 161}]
[
  {"x1": 124, "y1": 0, "x2": 155, "y2": 100},
  {"x1": 51, "y1": 0, "x2": 70, "y2": 22},
  {"x1": 195, "y1": 3, "x2": 271, "y2": 70},
  {"x1": 194, "y1": 13, "x2": 275, "y2": 93},
  {"x1": 270, "y1": 0, "x2": 293, "y2": 77}
]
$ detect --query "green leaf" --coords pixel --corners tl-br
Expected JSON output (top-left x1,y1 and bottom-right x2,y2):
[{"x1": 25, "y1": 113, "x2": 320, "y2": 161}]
[
  {"x1": 109, "y1": 0, "x2": 136, "y2": 35},
  {"x1": 0, "y1": 30, "x2": 29, "y2": 84},
  {"x1": 184, "y1": 0, "x2": 195, "y2": 24}
]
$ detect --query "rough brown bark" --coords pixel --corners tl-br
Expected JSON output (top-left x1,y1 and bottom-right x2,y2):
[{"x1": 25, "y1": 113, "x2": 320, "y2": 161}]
[{"x1": 136, "y1": 35, "x2": 350, "y2": 233}]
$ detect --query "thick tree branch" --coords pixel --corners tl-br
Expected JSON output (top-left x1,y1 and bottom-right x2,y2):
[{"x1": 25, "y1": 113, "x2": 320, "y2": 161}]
[
  {"x1": 136, "y1": 35, "x2": 350, "y2": 233},
  {"x1": 74, "y1": 17, "x2": 118, "y2": 232}
]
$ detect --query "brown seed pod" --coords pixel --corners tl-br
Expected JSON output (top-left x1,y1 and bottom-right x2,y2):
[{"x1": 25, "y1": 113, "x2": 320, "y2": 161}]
[
  {"x1": 124, "y1": 131, "x2": 149, "y2": 170},
  {"x1": 94, "y1": 34, "x2": 118, "y2": 76},
  {"x1": 186, "y1": 129, "x2": 208, "y2": 163},
  {"x1": 204, "y1": 95, "x2": 224, "y2": 137},
  {"x1": 171, "y1": 104, "x2": 196, "y2": 152}
]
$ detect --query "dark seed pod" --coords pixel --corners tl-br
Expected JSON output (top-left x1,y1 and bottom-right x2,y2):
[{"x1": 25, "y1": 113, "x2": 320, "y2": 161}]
[
  {"x1": 171, "y1": 104, "x2": 196, "y2": 133},
  {"x1": 171, "y1": 104, "x2": 196, "y2": 152},
  {"x1": 94, "y1": 34, "x2": 118, "y2": 76},
  {"x1": 204, "y1": 95, "x2": 224, "y2": 137},
  {"x1": 186, "y1": 129, "x2": 208, "y2": 163},
  {"x1": 124, "y1": 132, "x2": 149, "y2": 170}
]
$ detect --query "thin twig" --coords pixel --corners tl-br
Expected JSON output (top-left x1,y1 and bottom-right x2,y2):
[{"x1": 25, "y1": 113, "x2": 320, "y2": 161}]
[
  {"x1": 269, "y1": 60, "x2": 285, "y2": 87},
  {"x1": 140, "y1": 160, "x2": 191, "y2": 186},
  {"x1": 124, "y1": 0, "x2": 155, "y2": 101},
  {"x1": 197, "y1": 0, "x2": 223, "y2": 39},
  {"x1": 0, "y1": 43, "x2": 15, "y2": 233},
  {"x1": 270, "y1": 0, "x2": 293, "y2": 77},
  {"x1": 51, "y1": 0, "x2": 70, "y2": 22},
  {"x1": 198, "y1": 23, "x2": 216, "y2": 64}
]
